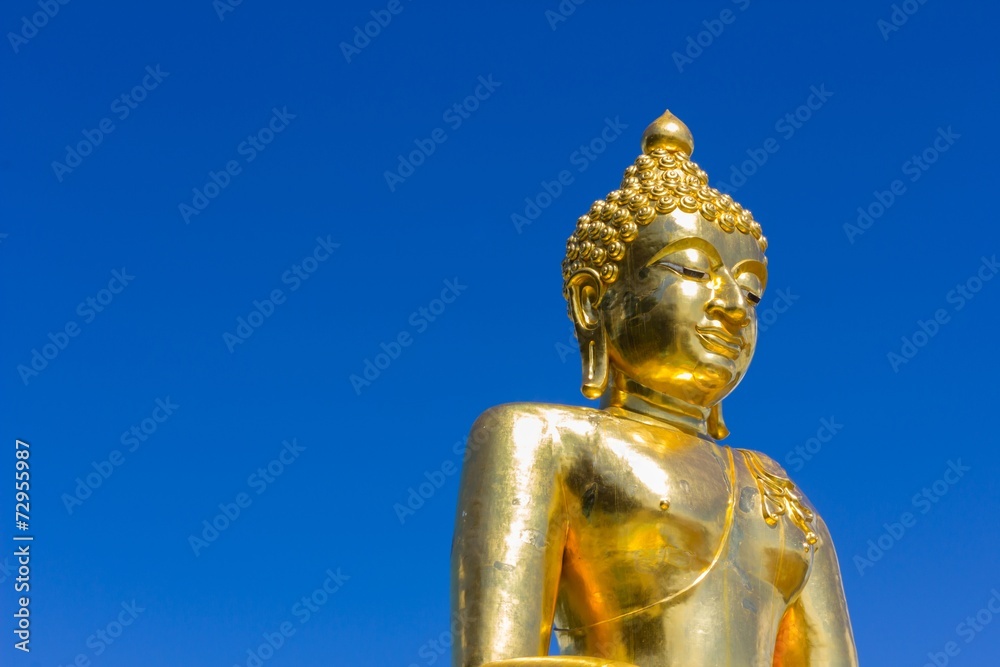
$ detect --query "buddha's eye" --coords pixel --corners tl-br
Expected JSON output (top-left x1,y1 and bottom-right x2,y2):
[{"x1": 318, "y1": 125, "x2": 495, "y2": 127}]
[
  {"x1": 657, "y1": 260, "x2": 709, "y2": 281},
  {"x1": 738, "y1": 278, "x2": 763, "y2": 305}
]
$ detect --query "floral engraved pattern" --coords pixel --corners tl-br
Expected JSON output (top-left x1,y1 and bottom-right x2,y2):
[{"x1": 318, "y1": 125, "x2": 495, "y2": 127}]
[{"x1": 741, "y1": 450, "x2": 819, "y2": 549}]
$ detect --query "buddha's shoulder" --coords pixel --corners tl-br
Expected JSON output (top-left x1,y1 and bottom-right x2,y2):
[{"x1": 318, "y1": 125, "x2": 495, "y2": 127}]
[
  {"x1": 472, "y1": 402, "x2": 604, "y2": 435},
  {"x1": 465, "y1": 403, "x2": 606, "y2": 469}
]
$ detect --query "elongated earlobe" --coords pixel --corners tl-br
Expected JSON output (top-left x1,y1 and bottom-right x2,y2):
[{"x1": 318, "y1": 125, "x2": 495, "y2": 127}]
[
  {"x1": 580, "y1": 335, "x2": 609, "y2": 399},
  {"x1": 708, "y1": 403, "x2": 729, "y2": 440},
  {"x1": 568, "y1": 270, "x2": 608, "y2": 400}
]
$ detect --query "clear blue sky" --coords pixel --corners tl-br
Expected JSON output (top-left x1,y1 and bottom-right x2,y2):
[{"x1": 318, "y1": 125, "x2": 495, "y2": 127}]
[{"x1": 3, "y1": 1, "x2": 999, "y2": 665}]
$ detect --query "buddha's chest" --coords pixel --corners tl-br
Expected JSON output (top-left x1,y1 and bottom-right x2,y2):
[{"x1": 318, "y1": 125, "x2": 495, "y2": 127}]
[
  {"x1": 558, "y1": 437, "x2": 813, "y2": 618},
  {"x1": 561, "y1": 438, "x2": 732, "y2": 578}
]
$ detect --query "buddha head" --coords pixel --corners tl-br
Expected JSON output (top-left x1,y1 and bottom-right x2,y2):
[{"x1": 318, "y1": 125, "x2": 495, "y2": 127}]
[{"x1": 562, "y1": 111, "x2": 768, "y2": 438}]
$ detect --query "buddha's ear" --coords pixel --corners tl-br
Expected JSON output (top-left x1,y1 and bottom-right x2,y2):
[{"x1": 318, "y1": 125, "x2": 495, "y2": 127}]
[{"x1": 567, "y1": 270, "x2": 608, "y2": 400}]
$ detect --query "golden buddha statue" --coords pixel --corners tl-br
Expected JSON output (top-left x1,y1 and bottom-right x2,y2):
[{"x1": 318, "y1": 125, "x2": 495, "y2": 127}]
[{"x1": 450, "y1": 111, "x2": 858, "y2": 667}]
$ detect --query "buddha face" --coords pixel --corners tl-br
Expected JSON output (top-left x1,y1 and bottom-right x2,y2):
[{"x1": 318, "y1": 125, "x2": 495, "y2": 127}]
[{"x1": 583, "y1": 211, "x2": 767, "y2": 407}]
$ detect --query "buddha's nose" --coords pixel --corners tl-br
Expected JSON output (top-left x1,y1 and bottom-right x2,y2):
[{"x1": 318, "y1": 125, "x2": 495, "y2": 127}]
[{"x1": 707, "y1": 283, "x2": 750, "y2": 331}]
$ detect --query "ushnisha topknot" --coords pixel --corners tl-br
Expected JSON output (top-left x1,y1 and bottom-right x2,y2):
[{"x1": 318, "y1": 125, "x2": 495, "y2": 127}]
[{"x1": 562, "y1": 110, "x2": 767, "y2": 298}]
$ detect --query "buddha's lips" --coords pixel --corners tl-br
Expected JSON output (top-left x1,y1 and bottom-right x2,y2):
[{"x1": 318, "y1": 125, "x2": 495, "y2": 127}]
[{"x1": 696, "y1": 327, "x2": 743, "y2": 359}]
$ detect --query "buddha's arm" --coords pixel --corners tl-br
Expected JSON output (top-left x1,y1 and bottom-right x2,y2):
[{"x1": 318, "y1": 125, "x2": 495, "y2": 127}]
[
  {"x1": 451, "y1": 406, "x2": 570, "y2": 667},
  {"x1": 773, "y1": 516, "x2": 859, "y2": 667}
]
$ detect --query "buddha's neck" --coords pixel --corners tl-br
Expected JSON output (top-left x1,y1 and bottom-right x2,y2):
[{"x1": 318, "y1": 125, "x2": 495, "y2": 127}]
[{"x1": 601, "y1": 369, "x2": 711, "y2": 438}]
